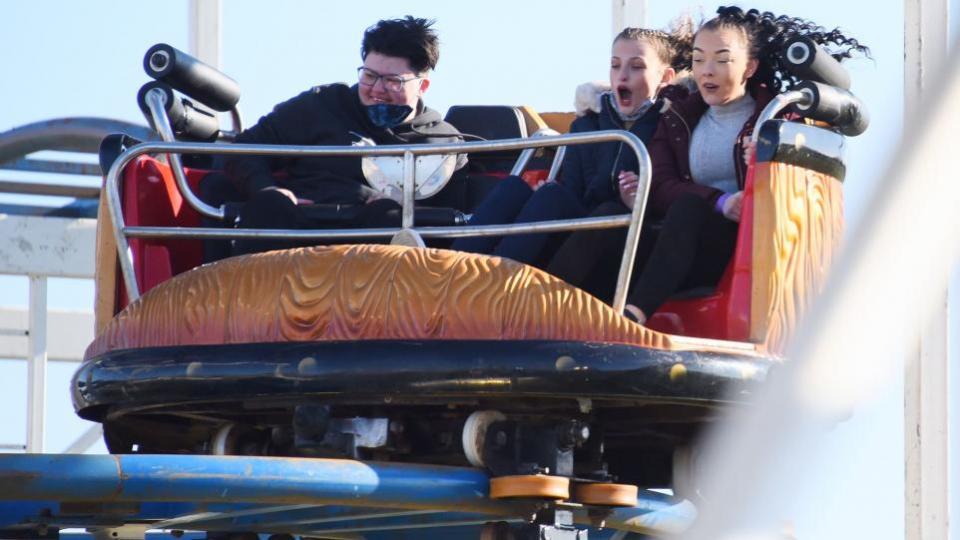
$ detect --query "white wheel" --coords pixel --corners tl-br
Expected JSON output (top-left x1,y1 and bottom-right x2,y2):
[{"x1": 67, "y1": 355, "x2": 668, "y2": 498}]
[
  {"x1": 211, "y1": 423, "x2": 235, "y2": 455},
  {"x1": 672, "y1": 445, "x2": 705, "y2": 501},
  {"x1": 462, "y1": 410, "x2": 506, "y2": 467}
]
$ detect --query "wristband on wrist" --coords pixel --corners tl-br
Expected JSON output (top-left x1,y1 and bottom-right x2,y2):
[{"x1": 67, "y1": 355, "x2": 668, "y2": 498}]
[{"x1": 715, "y1": 193, "x2": 731, "y2": 213}]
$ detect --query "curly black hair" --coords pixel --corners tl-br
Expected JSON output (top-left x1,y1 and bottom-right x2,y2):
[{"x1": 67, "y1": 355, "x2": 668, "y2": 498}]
[{"x1": 698, "y1": 6, "x2": 870, "y2": 92}]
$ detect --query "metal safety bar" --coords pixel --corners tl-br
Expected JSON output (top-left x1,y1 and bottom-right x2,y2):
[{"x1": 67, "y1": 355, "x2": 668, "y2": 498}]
[
  {"x1": 750, "y1": 89, "x2": 812, "y2": 143},
  {"x1": 508, "y1": 128, "x2": 560, "y2": 177},
  {"x1": 547, "y1": 145, "x2": 567, "y2": 182},
  {"x1": 228, "y1": 105, "x2": 243, "y2": 134},
  {"x1": 106, "y1": 129, "x2": 651, "y2": 314},
  {"x1": 123, "y1": 214, "x2": 633, "y2": 241},
  {"x1": 144, "y1": 89, "x2": 224, "y2": 219}
]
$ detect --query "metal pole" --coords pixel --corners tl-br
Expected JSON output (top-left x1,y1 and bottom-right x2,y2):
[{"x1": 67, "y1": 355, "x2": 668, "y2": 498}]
[
  {"x1": 188, "y1": 0, "x2": 221, "y2": 69},
  {"x1": 904, "y1": 0, "x2": 950, "y2": 538},
  {"x1": 611, "y1": 0, "x2": 647, "y2": 39},
  {"x1": 189, "y1": 0, "x2": 225, "y2": 133},
  {"x1": 402, "y1": 151, "x2": 415, "y2": 229},
  {"x1": 611, "y1": 146, "x2": 652, "y2": 314},
  {"x1": 25, "y1": 275, "x2": 47, "y2": 453}
]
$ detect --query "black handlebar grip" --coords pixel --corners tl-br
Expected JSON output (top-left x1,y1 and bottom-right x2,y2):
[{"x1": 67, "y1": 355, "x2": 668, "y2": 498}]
[
  {"x1": 172, "y1": 99, "x2": 221, "y2": 142},
  {"x1": 137, "y1": 81, "x2": 183, "y2": 120},
  {"x1": 794, "y1": 81, "x2": 869, "y2": 137},
  {"x1": 137, "y1": 82, "x2": 220, "y2": 141},
  {"x1": 144, "y1": 43, "x2": 240, "y2": 112},
  {"x1": 782, "y1": 37, "x2": 851, "y2": 91}
]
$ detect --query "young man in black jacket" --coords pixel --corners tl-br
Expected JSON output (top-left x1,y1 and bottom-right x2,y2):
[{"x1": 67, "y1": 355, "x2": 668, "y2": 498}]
[{"x1": 221, "y1": 16, "x2": 465, "y2": 255}]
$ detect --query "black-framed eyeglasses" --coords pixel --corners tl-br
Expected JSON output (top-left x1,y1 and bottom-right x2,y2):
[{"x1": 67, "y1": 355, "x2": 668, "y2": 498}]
[{"x1": 357, "y1": 67, "x2": 422, "y2": 93}]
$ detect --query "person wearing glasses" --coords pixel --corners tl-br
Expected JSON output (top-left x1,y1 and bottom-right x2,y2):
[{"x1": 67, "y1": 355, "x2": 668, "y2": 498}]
[{"x1": 221, "y1": 16, "x2": 465, "y2": 255}]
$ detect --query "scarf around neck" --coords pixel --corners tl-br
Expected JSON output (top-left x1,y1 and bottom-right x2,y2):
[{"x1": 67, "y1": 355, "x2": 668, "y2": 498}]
[{"x1": 603, "y1": 91, "x2": 654, "y2": 123}]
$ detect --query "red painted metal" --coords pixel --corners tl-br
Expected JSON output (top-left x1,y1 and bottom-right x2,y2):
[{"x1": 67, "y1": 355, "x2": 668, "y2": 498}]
[
  {"x1": 118, "y1": 156, "x2": 207, "y2": 311},
  {"x1": 645, "y1": 163, "x2": 757, "y2": 342}
]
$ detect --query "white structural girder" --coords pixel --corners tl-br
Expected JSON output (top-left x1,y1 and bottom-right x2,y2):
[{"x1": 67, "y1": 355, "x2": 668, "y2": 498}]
[
  {"x1": 904, "y1": 0, "x2": 951, "y2": 539},
  {"x1": 0, "y1": 307, "x2": 93, "y2": 362},
  {"x1": 611, "y1": 0, "x2": 647, "y2": 38},
  {"x1": 904, "y1": 0, "x2": 949, "y2": 118},
  {"x1": 26, "y1": 276, "x2": 47, "y2": 453},
  {"x1": 906, "y1": 304, "x2": 950, "y2": 539},
  {"x1": 189, "y1": 0, "x2": 222, "y2": 69},
  {"x1": 0, "y1": 215, "x2": 96, "y2": 278}
]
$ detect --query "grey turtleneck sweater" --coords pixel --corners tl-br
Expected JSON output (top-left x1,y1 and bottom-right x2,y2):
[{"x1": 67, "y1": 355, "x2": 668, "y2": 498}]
[{"x1": 688, "y1": 93, "x2": 755, "y2": 194}]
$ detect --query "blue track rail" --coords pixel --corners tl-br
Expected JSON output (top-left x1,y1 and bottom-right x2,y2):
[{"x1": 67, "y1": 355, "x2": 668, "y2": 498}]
[{"x1": 0, "y1": 454, "x2": 696, "y2": 538}]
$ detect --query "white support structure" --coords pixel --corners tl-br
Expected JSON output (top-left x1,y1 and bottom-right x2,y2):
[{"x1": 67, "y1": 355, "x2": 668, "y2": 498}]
[
  {"x1": 25, "y1": 276, "x2": 47, "y2": 453},
  {"x1": 611, "y1": 0, "x2": 647, "y2": 38},
  {"x1": 904, "y1": 0, "x2": 949, "y2": 118},
  {"x1": 189, "y1": 0, "x2": 222, "y2": 69},
  {"x1": 0, "y1": 308, "x2": 94, "y2": 361},
  {"x1": 0, "y1": 214, "x2": 96, "y2": 454},
  {"x1": 0, "y1": 215, "x2": 96, "y2": 278},
  {"x1": 904, "y1": 0, "x2": 951, "y2": 538}
]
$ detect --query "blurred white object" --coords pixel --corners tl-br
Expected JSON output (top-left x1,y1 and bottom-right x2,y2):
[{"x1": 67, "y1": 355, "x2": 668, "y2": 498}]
[
  {"x1": 683, "y1": 29, "x2": 960, "y2": 540},
  {"x1": 574, "y1": 81, "x2": 610, "y2": 116}
]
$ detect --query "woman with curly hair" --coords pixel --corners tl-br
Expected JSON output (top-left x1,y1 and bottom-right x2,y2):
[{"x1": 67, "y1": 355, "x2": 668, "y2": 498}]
[
  {"x1": 549, "y1": 6, "x2": 869, "y2": 323},
  {"x1": 451, "y1": 25, "x2": 692, "y2": 267}
]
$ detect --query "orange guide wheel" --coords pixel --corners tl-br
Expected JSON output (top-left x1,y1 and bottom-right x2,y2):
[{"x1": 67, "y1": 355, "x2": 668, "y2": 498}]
[
  {"x1": 571, "y1": 482, "x2": 638, "y2": 507},
  {"x1": 489, "y1": 475, "x2": 570, "y2": 500}
]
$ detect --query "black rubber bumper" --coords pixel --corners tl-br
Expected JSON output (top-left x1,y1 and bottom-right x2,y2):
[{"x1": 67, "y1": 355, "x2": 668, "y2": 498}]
[{"x1": 73, "y1": 340, "x2": 774, "y2": 420}]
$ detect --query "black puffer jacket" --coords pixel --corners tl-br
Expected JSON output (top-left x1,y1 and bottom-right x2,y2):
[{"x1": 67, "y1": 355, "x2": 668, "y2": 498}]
[
  {"x1": 561, "y1": 85, "x2": 687, "y2": 210},
  {"x1": 226, "y1": 83, "x2": 463, "y2": 205}
]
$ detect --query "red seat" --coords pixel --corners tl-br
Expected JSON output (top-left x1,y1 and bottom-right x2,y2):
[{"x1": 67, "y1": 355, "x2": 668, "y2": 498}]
[
  {"x1": 644, "y1": 165, "x2": 757, "y2": 342},
  {"x1": 118, "y1": 155, "x2": 209, "y2": 308}
]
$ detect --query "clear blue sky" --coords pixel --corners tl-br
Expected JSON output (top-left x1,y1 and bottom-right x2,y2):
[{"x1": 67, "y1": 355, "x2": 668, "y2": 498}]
[{"x1": 0, "y1": 1, "x2": 950, "y2": 538}]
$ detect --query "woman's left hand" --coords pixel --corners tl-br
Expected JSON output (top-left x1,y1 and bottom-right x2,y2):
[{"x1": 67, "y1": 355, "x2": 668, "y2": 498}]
[
  {"x1": 742, "y1": 138, "x2": 757, "y2": 165},
  {"x1": 722, "y1": 190, "x2": 744, "y2": 222}
]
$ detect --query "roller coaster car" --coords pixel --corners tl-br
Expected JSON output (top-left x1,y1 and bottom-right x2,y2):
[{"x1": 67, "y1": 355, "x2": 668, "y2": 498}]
[{"x1": 73, "y1": 44, "x2": 865, "y2": 504}]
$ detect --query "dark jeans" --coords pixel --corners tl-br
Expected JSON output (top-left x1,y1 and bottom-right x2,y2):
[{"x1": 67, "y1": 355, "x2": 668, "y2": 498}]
[
  {"x1": 198, "y1": 172, "x2": 243, "y2": 263},
  {"x1": 547, "y1": 201, "x2": 657, "y2": 303},
  {"x1": 451, "y1": 176, "x2": 587, "y2": 267},
  {"x1": 548, "y1": 194, "x2": 738, "y2": 315},
  {"x1": 231, "y1": 189, "x2": 406, "y2": 256},
  {"x1": 630, "y1": 193, "x2": 738, "y2": 315}
]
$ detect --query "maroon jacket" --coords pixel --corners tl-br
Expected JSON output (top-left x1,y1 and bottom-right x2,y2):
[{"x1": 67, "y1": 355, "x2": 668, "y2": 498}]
[{"x1": 645, "y1": 86, "x2": 776, "y2": 218}]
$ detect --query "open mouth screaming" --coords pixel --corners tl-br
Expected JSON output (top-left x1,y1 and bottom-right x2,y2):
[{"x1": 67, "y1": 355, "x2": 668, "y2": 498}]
[{"x1": 616, "y1": 86, "x2": 634, "y2": 109}]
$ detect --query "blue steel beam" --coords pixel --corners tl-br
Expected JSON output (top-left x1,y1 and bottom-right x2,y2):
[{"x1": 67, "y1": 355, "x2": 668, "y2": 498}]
[
  {"x1": 0, "y1": 502, "x2": 269, "y2": 530},
  {"x1": 0, "y1": 454, "x2": 696, "y2": 535},
  {"x1": 0, "y1": 454, "x2": 505, "y2": 511},
  {"x1": 155, "y1": 505, "x2": 448, "y2": 530},
  {"x1": 57, "y1": 527, "x2": 637, "y2": 540}
]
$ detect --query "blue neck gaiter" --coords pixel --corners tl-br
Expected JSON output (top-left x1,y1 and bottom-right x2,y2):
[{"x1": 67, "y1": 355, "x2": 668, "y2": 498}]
[{"x1": 366, "y1": 103, "x2": 414, "y2": 129}]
